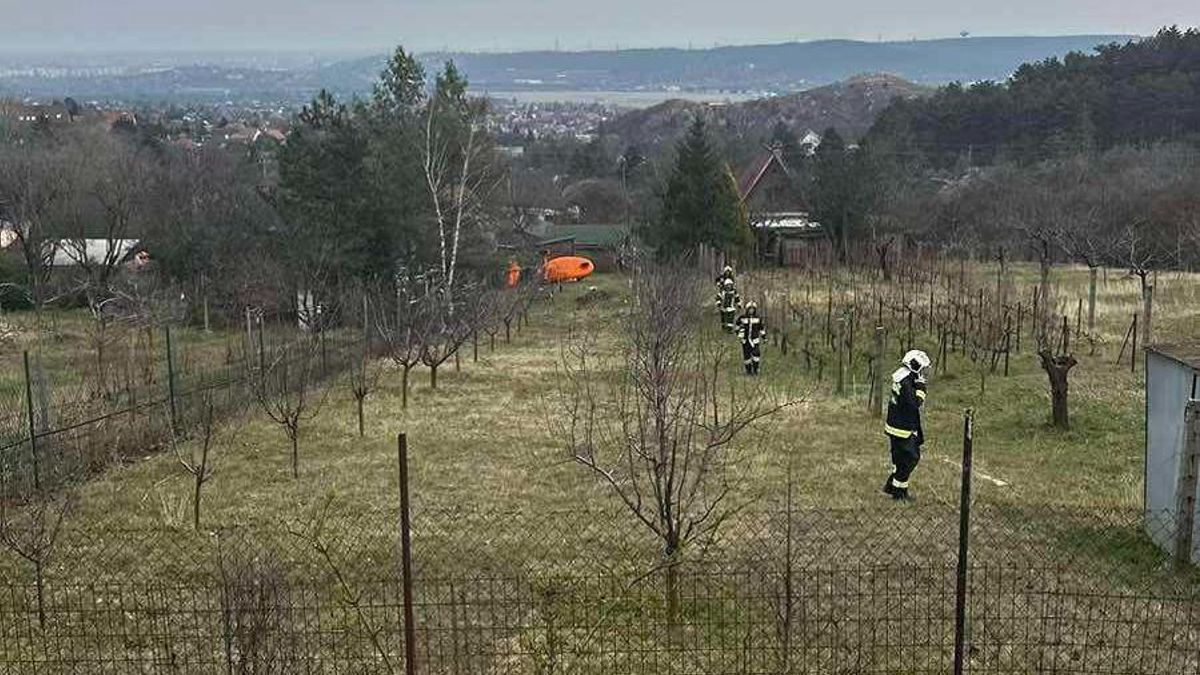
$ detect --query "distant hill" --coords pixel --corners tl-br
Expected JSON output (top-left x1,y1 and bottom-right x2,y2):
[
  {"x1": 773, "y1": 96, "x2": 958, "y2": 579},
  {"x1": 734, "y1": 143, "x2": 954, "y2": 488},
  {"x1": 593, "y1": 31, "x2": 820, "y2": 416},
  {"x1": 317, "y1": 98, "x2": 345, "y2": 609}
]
[
  {"x1": 412, "y1": 35, "x2": 1135, "y2": 93},
  {"x1": 0, "y1": 34, "x2": 1135, "y2": 104},
  {"x1": 602, "y1": 74, "x2": 931, "y2": 150}
]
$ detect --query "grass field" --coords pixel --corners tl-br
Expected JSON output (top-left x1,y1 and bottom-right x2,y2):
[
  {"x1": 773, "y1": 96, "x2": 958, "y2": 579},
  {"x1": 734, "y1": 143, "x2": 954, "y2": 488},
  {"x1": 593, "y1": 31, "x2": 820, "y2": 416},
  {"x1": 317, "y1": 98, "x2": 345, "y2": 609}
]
[
  {"x1": 2, "y1": 261, "x2": 1199, "y2": 673},
  {"x1": 8, "y1": 262, "x2": 1200, "y2": 545}
]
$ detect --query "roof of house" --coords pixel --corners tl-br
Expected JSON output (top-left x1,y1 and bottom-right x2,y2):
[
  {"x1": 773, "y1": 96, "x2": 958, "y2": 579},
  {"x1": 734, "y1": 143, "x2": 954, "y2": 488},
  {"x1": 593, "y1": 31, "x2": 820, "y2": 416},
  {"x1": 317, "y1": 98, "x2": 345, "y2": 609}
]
[
  {"x1": 737, "y1": 148, "x2": 792, "y2": 203},
  {"x1": 1148, "y1": 341, "x2": 1200, "y2": 372},
  {"x1": 49, "y1": 239, "x2": 142, "y2": 267},
  {"x1": 537, "y1": 224, "x2": 630, "y2": 248},
  {"x1": 752, "y1": 212, "x2": 821, "y2": 230}
]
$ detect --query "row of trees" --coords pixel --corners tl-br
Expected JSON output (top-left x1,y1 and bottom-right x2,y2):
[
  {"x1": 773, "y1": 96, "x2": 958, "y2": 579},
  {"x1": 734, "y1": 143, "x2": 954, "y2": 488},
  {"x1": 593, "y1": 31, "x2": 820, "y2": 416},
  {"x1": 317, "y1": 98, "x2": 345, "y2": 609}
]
[{"x1": 0, "y1": 47, "x2": 508, "y2": 326}]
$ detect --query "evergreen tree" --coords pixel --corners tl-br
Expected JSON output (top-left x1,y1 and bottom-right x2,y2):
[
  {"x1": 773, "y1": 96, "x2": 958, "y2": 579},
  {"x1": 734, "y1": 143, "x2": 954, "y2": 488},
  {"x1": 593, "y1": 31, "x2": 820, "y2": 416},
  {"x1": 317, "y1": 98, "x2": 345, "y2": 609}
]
[
  {"x1": 277, "y1": 89, "x2": 382, "y2": 286},
  {"x1": 809, "y1": 128, "x2": 877, "y2": 263},
  {"x1": 645, "y1": 117, "x2": 748, "y2": 258}
]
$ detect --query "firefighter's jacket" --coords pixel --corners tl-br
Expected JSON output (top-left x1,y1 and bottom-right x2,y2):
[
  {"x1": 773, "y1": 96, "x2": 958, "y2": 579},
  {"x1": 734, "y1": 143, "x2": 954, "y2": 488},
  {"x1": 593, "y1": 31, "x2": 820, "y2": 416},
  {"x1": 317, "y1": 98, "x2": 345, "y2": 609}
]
[
  {"x1": 717, "y1": 288, "x2": 741, "y2": 313},
  {"x1": 885, "y1": 368, "x2": 927, "y2": 441},
  {"x1": 737, "y1": 313, "x2": 766, "y2": 346}
]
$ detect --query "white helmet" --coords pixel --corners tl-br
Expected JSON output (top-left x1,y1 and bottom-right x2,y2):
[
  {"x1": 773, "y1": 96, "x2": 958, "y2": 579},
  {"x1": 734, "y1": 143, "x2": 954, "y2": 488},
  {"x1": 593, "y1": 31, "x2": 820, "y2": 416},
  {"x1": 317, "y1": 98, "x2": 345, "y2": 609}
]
[
  {"x1": 902, "y1": 349, "x2": 931, "y2": 373},
  {"x1": 745, "y1": 300, "x2": 758, "y2": 313},
  {"x1": 723, "y1": 278, "x2": 735, "y2": 288},
  {"x1": 723, "y1": 265, "x2": 734, "y2": 275}
]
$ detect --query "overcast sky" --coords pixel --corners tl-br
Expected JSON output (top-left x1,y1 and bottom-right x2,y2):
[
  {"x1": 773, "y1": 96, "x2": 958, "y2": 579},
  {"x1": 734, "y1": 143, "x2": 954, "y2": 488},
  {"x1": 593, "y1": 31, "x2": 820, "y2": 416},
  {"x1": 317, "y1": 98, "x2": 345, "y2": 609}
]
[{"x1": 1, "y1": 0, "x2": 1196, "y2": 54}]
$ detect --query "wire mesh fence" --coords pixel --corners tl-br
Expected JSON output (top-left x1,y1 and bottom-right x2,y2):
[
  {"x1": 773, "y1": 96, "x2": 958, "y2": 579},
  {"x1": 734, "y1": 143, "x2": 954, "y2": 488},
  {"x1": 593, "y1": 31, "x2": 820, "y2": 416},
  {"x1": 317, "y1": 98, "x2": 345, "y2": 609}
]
[
  {"x1": 2, "y1": 499, "x2": 1198, "y2": 673},
  {"x1": 0, "y1": 317, "x2": 366, "y2": 500}
]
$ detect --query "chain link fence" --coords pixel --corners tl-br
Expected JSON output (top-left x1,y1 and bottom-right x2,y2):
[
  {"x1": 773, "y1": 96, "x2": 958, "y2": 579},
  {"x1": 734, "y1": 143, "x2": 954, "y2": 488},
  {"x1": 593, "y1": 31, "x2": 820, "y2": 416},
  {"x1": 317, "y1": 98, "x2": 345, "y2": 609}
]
[{"x1": 2, "y1": 496, "x2": 1197, "y2": 673}]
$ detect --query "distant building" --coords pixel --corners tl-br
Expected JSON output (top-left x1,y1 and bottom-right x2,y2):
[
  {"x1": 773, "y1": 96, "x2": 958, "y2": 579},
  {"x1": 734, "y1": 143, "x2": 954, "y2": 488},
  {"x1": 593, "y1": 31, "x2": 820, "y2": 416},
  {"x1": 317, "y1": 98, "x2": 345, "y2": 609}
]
[
  {"x1": 536, "y1": 224, "x2": 631, "y2": 272},
  {"x1": 736, "y1": 147, "x2": 822, "y2": 266},
  {"x1": 1144, "y1": 341, "x2": 1200, "y2": 565}
]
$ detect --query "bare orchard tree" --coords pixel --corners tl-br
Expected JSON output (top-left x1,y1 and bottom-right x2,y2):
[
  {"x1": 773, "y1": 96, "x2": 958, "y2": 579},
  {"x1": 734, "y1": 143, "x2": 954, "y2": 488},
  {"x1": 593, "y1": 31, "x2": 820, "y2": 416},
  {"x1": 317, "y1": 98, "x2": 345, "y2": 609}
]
[
  {"x1": 372, "y1": 280, "x2": 425, "y2": 409},
  {"x1": 168, "y1": 389, "x2": 241, "y2": 530},
  {"x1": 0, "y1": 490, "x2": 75, "y2": 629},
  {"x1": 418, "y1": 283, "x2": 486, "y2": 389},
  {"x1": 1115, "y1": 221, "x2": 1166, "y2": 347},
  {"x1": 252, "y1": 336, "x2": 330, "y2": 478},
  {"x1": 555, "y1": 264, "x2": 800, "y2": 616},
  {"x1": 348, "y1": 290, "x2": 385, "y2": 435}
]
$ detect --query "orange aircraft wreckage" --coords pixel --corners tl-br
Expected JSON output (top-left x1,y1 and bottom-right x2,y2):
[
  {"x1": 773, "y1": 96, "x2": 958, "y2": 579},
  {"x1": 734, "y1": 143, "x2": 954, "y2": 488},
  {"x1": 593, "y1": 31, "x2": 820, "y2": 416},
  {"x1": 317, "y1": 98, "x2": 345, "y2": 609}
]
[{"x1": 542, "y1": 255, "x2": 595, "y2": 284}]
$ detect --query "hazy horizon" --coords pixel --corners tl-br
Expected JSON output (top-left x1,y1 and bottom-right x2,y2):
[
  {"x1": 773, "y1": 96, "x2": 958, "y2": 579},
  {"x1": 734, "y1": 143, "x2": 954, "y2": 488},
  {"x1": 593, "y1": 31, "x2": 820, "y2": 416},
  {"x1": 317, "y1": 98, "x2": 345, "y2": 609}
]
[
  {"x1": 0, "y1": 0, "x2": 1195, "y2": 54},
  {"x1": 0, "y1": 32, "x2": 1146, "y2": 59}
]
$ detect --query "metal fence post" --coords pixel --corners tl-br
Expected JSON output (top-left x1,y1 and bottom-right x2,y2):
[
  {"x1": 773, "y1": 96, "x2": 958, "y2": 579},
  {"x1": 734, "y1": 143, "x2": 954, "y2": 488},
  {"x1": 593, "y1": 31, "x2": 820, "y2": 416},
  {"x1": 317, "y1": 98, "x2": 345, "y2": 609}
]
[
  {"x1": 1174, "y1": 401, "x2": 1200, "y2": 568},
  {"x1": 953, "y1": 409, "x2": 975, "y2": 675},
  {"x1": 872, "y1": 327, "x2": 885, "y2": 418},
  {"x1": 23, "y1": 350, "x2": 41, "y2": 492},
  {"x1": 165, "y1": 325, "x2": 178, "y2": 433},
  {"x1": 398, "y1": 433, "x2": 417, "y2": 675}
]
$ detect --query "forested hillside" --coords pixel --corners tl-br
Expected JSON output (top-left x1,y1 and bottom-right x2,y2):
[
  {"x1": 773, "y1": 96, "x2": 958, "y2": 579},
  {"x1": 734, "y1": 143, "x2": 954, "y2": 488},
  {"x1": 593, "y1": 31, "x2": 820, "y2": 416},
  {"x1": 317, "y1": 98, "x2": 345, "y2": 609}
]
[{"x1": 868, "y1": 27, "x2": 1200, "y2": 166}]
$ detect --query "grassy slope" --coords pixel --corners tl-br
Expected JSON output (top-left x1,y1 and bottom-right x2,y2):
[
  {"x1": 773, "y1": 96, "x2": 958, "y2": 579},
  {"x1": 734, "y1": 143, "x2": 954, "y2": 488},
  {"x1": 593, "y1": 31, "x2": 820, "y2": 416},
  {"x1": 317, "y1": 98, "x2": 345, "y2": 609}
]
[{"x1": 6, "y1": 263, "x2": 1198, "y2": 576}]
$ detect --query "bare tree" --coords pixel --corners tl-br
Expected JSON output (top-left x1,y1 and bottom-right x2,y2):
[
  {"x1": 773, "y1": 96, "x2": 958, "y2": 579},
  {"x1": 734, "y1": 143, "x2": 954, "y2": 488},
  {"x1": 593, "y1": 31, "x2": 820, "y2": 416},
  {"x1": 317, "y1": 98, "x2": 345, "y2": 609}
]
[
  {"x1": 348, "y1": 320, "x2": 385, "y2": 437},
  {"x1": 556, "y1": 263, "x2": 800, "y2": 617},
  {"x1": 1115, "y1": 221, "x2": 1164, "y2": 346},
  {"x1": 0, "y1": 138, "x2": 75, "y2": 311},
  {"x1": 288, "y1": 497, "x2": 397, "y2": 673},
  {"x1": 0, "y1": 491, "x2": 75, "y2": 629},
  {"x1": 252, "y1": 337, "x2": 330, "y2": 478},
  {"x1": 216, "y1": 545, "x2": 293, "y2": 674},
  {"x1": 373, "y1": 281, "x2": 425, "y2": 409},
  {"x1": 418, "y1": 284, "x2": 486, "y2": 389},
  {"x1": 169, "y1": 391, "x2": 233, "y2": 530},
  {"x1": 1038, "y1": 348, "x2": 1079, "y2": 430}
]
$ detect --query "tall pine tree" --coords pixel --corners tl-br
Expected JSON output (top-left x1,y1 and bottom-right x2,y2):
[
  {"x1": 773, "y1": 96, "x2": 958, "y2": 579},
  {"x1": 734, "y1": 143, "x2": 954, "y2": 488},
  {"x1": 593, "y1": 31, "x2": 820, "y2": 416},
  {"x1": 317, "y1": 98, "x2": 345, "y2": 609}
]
[{"x1": 645, "y1": 117, "x2": 748, "y2": 258}]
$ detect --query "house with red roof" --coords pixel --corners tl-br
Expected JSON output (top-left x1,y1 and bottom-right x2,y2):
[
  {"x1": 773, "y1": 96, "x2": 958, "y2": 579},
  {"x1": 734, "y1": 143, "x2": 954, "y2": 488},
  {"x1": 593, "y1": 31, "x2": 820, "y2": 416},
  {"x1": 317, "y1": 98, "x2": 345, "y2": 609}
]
[{"x1": 736, "y1": 146, "x2": 822, "y2": 266}]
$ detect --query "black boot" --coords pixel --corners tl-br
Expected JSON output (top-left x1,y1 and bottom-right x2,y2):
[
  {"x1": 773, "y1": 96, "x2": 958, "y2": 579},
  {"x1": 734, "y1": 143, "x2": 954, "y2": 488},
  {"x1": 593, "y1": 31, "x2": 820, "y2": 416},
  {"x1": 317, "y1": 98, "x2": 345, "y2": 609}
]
[
  {"x1": 883, "y1": 475, "x2": 898, "y2": 497},
  {"x1": 893, "y1": 487, "x2": 916, "y2": 502}
]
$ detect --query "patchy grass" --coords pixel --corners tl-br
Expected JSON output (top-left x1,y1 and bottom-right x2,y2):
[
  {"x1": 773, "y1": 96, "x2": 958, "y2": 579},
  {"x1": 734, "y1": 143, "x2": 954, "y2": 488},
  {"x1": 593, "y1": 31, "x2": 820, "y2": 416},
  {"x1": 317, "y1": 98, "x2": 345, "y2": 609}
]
[{"x1": 3, "y1": 265, "x2": 1200, "y2": 673}]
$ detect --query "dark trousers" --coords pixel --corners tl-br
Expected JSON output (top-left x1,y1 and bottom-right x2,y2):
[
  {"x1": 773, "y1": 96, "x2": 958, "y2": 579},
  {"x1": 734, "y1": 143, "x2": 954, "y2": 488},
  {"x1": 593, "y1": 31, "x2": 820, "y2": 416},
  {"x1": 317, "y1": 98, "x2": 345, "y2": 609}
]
[
  {"x1": 721, "y1": 310, "x2": 736, "y2": 331},
  {"x1": 886, "y1": 434, "x2": 921, "y2": 494},
  {"x1": 741, "y1": 341, "x2": 761, "y2": 374}
]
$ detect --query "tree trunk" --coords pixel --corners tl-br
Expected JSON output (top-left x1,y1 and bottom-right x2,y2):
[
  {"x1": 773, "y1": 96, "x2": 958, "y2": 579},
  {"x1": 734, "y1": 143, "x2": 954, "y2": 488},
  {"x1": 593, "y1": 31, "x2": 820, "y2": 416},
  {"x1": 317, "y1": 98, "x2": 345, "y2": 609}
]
[
  {"x1": 290, "y1": 430, "x2": 299, "y2": 478},
  {"x1": 1038, "y1": 351, "x2": 1078, "y2": 430},
  {"x1": 357, "y1": 395, "x2": 365, "y2": 437},
  {"x1": 430, "y1": 364, "x2": 438, "y2": 389},
  {"x1": 401, "y1": 366, "x2": 410, "y2": 409},
  {"x1": 193, "y1": 476, "x2": 203, "y2": 531}
]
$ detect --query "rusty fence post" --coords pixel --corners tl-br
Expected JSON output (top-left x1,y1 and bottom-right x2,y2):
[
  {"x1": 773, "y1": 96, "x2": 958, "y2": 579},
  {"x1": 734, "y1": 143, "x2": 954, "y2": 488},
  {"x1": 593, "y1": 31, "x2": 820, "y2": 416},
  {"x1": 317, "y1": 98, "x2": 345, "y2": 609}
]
[
  {"x1": 398, "y1": 433, "x2": 418, "y2": 675},
  {"x1": 953, "y1": 409, "x2": 975, "y2": 675}
]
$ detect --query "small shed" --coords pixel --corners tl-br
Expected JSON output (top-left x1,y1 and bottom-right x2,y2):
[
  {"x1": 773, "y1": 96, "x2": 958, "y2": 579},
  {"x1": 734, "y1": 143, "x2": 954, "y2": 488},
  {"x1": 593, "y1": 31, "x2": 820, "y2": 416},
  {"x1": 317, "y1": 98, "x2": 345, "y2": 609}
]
[
  {"x1": 537, "y1": 224, "x2": 630, "y2": 272},
  {"x1": 1144, "y1": 342, "x2": 1200, "y2": 564}
]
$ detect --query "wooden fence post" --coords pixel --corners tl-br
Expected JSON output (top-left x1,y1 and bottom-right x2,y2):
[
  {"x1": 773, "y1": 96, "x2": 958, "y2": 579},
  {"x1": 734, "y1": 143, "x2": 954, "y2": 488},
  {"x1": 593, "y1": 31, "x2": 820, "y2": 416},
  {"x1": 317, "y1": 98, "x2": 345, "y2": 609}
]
[
  {"x1": 872, "y1": 327, "x2": 885, "y2": 418},
  {"x1": 165, "y1": 325, "x2": 178, "y2": 434},
  {"x1": 23, "y1": 351, "x2": 41, "y2": 492},
  {"x1": 836, "y1": 316, "x2": 846, "y2": 396}
]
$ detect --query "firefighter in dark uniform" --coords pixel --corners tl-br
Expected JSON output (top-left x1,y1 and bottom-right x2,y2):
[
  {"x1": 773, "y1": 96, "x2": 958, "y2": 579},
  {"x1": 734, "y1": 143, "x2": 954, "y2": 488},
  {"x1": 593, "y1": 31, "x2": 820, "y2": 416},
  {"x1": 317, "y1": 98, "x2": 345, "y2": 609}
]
[
  {"x1": 716, "y1": 277, "x2": 740, "y2": 333},
  {"x1": 737, "y1": 301, "x2": 766, "y2": 375},
  {"x1": 715, "y1": 265, "x2": 735, "y2": 289},
  {"x1": 883, "y1": 349, "x2": 931, "y2": 501}
]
